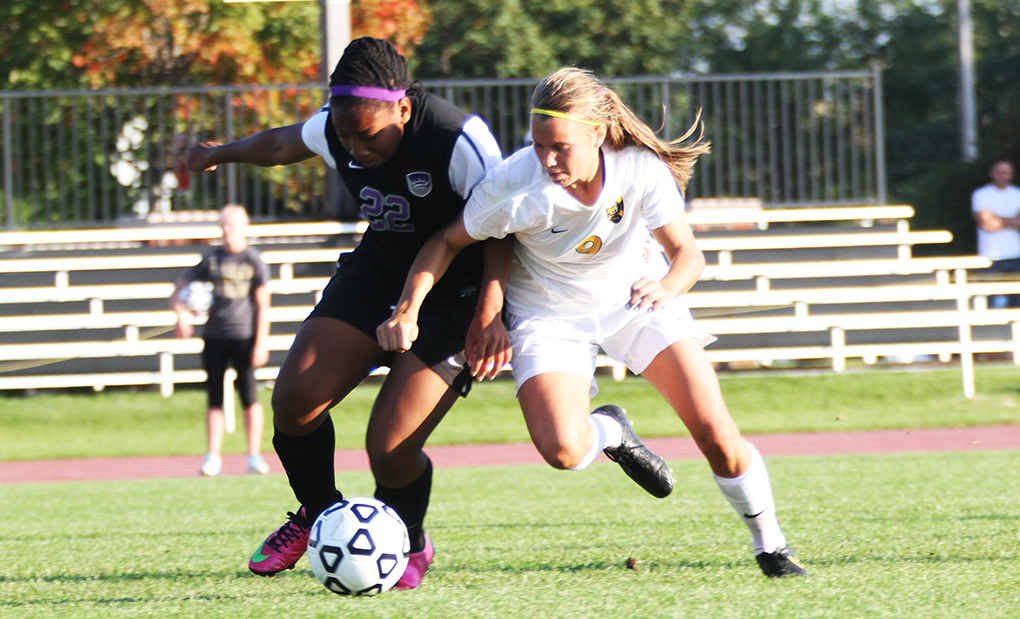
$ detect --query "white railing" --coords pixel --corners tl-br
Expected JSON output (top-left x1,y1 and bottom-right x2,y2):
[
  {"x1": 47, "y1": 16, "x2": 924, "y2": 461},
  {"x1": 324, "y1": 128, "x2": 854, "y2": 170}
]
[{"x1": 3, "y1": 206, "x2": 1016, "y2": 400}]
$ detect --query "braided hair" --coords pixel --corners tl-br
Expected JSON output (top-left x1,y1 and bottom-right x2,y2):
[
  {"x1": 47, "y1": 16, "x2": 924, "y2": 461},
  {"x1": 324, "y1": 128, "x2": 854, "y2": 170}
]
[{"x1": 329, "y1": 37, "x2": 423, "y2": 114}]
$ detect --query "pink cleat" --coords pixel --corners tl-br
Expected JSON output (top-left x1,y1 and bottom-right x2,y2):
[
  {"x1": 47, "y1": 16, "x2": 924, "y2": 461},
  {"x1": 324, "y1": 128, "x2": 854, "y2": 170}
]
[
  {"x1": 394, "y1": 533, "x2": 434, "y2": 590},
  {"x1": 248, "y1": 508, "x2": 311, "y2": 576}
]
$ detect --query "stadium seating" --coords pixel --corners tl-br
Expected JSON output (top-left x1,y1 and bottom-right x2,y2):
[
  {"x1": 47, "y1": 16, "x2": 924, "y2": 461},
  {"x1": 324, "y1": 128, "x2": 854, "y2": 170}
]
[{"x1": 2, "y1": 205, "x2": 1020, "y2": 401}]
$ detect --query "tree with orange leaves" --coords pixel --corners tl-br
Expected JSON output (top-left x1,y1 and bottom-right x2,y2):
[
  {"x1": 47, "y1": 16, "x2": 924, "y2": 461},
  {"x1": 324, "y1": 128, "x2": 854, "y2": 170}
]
[
  {"x1": 353, "y1": 0, "x2": 431, "y2": 58},
  {"x1": 1, "y1": 0, "x2": 431, "y2": 90}
]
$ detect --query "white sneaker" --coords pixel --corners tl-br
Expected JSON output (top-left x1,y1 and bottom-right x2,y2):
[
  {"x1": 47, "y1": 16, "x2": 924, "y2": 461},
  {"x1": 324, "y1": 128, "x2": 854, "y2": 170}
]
[
  {"x1": 246, "y1": 454, "x2": 270, "y2": 475},
  {"x1": 200, "y1": 453, "x2": 222, "y2": 477}
]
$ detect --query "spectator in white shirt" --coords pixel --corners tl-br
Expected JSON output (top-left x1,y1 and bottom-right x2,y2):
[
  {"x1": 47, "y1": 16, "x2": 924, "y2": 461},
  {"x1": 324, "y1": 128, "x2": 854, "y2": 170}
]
[{"x1": 973, "y1": 159, "x2": 1020, "y2": 308}]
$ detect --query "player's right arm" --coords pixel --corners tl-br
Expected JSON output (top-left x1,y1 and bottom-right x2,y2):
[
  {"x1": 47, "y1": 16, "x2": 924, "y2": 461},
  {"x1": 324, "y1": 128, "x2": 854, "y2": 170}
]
[
  {"x1": 377, "y1": 215, "x2": 481, "y2": 353},
  {"x1": 466, "y1": 236, "x2": 514, "y2": 381},
  {"x1": 185, "y1": 124, "x2": 315, "y2": 171},
  {"x1": 169, "y1": 279, "x2": 195, "y2": 339}
]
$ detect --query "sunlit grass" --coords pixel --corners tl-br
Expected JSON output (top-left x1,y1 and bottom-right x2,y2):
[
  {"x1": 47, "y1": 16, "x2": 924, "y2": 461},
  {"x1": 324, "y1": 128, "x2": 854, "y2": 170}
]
[
  {"x1": 2, "y1": 450, "x2": 1018, "y2": 618},
  {"x1": 3, "y1": 365, "x2": 1020, "y2": 461}
]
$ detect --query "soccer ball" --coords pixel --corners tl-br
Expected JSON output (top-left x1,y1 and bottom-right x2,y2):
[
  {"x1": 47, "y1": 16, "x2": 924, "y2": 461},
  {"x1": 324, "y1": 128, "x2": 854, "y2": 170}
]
[
  {"x1": 307, "y1": 498, "x2": 411, "y2": 596},
  {"x1": 179, "y1": 281, "x2": 213, "y2": 314}
]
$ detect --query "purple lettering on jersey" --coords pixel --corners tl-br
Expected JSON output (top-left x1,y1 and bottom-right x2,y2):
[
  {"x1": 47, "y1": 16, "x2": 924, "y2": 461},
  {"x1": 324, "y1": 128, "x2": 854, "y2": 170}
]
[{"x1": 358, "y1": 186, "x2": 414, "y2": 233}]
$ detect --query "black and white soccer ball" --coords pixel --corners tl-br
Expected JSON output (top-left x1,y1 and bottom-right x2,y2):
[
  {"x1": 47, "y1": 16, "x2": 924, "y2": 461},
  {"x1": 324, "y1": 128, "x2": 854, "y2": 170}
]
[{"x1": 307, "y1": 498, "x2": 410, "y2": 596}]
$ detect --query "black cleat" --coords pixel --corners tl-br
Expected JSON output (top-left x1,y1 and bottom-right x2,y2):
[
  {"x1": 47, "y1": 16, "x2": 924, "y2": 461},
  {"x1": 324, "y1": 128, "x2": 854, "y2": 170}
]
[
  {"x1": 756, "y1": 546, "x2": 809, "y2": 578},
  {"x1": 594, "y1": 405, "x2": 674, "y2": 498}
]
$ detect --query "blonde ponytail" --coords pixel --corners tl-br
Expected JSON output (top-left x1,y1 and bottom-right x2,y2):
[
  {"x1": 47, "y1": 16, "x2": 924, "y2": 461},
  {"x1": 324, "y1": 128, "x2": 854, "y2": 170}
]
[{"x1": 531, "y1": 68, "x2": 710, "y2": 192}]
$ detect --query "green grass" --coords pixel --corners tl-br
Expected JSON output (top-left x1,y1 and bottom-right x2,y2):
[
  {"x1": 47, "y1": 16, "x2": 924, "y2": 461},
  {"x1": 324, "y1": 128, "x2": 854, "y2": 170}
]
[
  {"x1": 3, "y1": 367, "x2": 1020, "y2": 616},
  {"x1": 2, "y1": 451, "x2": 1019, "y2": 618},
  {"x1": 2, "y1": 365, "x2": 1020, "y2": 461}
]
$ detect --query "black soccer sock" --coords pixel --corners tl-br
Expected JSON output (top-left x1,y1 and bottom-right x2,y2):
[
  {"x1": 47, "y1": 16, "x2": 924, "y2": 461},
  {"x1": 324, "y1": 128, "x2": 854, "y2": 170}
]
[
  {"x1": 374, "y1": 456, "x2": 433, "y2": 554},
  {"x1": 273, "y1": 415, "x2": 342, "y2": 522}
]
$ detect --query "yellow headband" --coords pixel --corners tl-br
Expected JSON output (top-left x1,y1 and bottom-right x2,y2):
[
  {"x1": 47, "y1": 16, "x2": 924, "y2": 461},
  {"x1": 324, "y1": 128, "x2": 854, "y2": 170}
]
[{"x1": 530, "y1": 108, "x2": 601, "y2": 127}]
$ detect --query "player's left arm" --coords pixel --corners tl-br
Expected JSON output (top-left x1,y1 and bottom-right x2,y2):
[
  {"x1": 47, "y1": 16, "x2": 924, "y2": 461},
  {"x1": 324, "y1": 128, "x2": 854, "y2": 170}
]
[
  {"x1": 629, "y1": 215, "x2": 706, "y2": 312},
  {"x1": 378, "y1": 216, "x2": 480, "y2": 353}
]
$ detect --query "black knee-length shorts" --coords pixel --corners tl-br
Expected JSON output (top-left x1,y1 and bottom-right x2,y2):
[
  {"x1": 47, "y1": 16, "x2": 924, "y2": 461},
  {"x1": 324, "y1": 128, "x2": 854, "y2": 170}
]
[
  {"x1": 308, "y1": 254, "x2": 477, "y2": 396},
  {"x1": 202, "y1": 337, "x2": 258, "y2": 409}
]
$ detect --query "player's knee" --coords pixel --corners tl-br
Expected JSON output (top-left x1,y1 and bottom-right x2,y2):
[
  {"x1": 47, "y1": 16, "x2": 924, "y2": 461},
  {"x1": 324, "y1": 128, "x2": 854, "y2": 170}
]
[
  {"x1": 537, "y1": 441, "x2": 587, "y2": 470},
  {"x1": 270, "y1": 385, "x2": 317, "y2": 434},
  {"x1": 692, "y1": 425, "x2": 745, "y2": 474},
  {"x1": 269, "y1": 388, "x2": 294, "y2": 421},
  {"x1": 368, "y1": 446, "x2": 425, "y2": 487},
  {"x1": 366, "y1": 444, "x2": 399, "y2": 474}
]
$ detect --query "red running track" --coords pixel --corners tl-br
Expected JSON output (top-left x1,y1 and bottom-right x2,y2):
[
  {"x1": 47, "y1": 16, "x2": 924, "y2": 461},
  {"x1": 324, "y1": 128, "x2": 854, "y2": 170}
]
[{"x1": 2, "y1": 426, "x2": 1018, "y2": 485}]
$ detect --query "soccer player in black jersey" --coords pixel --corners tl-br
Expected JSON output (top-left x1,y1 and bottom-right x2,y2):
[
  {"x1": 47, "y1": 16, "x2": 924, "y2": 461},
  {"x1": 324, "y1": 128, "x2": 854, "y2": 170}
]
[{"x1": 185, "y1": 38, "x2": 511, "y2": 589}]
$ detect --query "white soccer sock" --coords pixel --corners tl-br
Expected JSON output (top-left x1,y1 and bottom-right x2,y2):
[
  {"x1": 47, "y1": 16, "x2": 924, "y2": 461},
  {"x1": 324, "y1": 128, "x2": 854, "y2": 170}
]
[
  {"x1": 590, "y1": 410, "x2": 623, "y2": 449},
  {"x1": 569, "y1": 412, "x2": 623, "y2": 471},
  {"x1": 714, "y1": 444, "x2": 787, "y2": 554}
]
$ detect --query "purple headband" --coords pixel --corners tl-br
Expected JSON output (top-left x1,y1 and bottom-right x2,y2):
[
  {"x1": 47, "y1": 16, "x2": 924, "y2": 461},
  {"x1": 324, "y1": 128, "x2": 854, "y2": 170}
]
[{"x1": 330, "y1": 85, "x2": 407, "y2": 101}]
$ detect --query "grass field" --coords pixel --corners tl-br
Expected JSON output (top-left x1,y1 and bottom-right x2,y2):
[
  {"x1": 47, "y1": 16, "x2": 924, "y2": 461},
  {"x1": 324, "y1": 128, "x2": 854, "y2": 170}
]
[
  {"x1": 2, "y1": 366, "x2": 1019, "y2": 617},
  {"x1": 2, "y1": 451, "x2": 1019, "y2": 618},
  {"x1": 3, "y1": 365, "x2": 1020, "y2": 461}
]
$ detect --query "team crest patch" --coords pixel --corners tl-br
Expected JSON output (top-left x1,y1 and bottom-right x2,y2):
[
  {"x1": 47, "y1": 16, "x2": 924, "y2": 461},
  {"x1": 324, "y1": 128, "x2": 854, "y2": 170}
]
[
  {"x1": 606, "y1": 197, "x2": 624, "y2": 223},
  {"x1": 406, "y1": 172, "x2": 433, "y2": 197}
]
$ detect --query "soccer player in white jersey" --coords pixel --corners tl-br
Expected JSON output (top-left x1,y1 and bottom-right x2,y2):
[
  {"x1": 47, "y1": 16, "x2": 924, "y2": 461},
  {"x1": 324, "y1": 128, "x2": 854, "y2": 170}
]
[{"x1": 378, "y1": 67, "x2": 808, "y2": 578}]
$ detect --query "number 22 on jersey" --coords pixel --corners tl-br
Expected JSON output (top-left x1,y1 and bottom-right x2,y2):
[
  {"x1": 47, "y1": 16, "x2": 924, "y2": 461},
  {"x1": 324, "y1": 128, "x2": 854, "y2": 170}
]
[{"x1": 360, "y1": 187, "x2": 414, "y2": 232}]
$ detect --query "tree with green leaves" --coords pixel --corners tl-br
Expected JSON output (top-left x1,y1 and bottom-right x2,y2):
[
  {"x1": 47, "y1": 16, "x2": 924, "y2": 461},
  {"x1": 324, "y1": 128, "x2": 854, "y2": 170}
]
[{"x1": 412, "y1": 0, "x2": 692, "y2": 78}]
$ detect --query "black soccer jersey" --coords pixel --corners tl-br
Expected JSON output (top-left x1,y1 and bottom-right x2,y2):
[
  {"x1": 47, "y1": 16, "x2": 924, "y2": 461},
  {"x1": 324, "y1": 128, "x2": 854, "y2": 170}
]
[{"x1": 321, "y1": 93, "x2": 487, "y2": 301}]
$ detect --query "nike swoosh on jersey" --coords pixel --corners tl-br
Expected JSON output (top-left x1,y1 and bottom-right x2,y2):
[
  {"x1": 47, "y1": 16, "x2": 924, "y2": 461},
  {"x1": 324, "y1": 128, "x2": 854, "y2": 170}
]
[
  {"x1": 551, "y1": 228, "x2": 568, "y2": 234},
  {"x1": 348, "y1": 161, "x2": 364, "y2": 169}
]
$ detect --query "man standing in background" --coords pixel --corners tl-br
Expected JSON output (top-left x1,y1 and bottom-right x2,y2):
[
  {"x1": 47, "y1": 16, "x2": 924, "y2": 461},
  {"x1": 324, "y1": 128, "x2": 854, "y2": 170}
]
[{"x1": 973, "y1": 159, "x2": 1020, "y2": 308}]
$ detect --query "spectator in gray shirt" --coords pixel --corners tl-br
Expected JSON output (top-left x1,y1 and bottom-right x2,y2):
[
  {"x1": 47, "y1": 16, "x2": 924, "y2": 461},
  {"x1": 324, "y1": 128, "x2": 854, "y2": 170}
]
[{"x1": 171, "y1": 204, "x2": 271, "y2": 476}]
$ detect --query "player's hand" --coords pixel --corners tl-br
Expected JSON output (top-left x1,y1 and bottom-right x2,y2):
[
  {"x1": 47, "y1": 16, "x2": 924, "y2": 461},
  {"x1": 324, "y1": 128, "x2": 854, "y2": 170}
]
[
  {"x1": 173, "y1": 319, "x2": 194, "y2": 339},
  {"x1": 465, "y1": 311, "x2": 512, "y2": 381},
  {"x1": 184, "y1": 142, "x2": 221, "y2": 172},
  {"x1": 627, "y1": 277, "x2": 675, "y2": 313},
  {"x1": 251, "y1": 342, "x2": 269, "y2": 369},
  {"x1": 377, "y1": 312, "x2": 419, "y2": 353}
]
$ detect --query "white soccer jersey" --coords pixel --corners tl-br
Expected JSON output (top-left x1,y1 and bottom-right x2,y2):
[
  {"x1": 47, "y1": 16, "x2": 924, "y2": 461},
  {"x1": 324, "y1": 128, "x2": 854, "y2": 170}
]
[{"x1": 464, "y1": 145, "x2": 686, "y2": 319}]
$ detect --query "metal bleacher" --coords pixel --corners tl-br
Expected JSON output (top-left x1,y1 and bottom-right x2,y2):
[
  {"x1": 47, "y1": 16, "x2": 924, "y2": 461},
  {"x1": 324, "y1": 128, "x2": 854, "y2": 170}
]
[{"x1": 2, "y1": 205, "x2": 1019, "y2": 399}]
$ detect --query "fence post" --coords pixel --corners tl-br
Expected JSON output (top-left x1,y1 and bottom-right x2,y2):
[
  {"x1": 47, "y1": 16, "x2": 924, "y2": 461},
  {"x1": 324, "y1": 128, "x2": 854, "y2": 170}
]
[
  {"x1": 954, "y1": 268, "x2": 976, "y2": 398},
  {"x1": 830, "y1": 326, "x2": 846, "y2": 372},
  {"x1": 871, "y1": 62, "x2": 888, "y2": 205},
  {"x1": 1011, "y1": 321, "x2": 1020, "y2": 365},
  {"x1": 224, "y1": 92, "x2": 237, "y2": 205},
  {"x1": 3, "y1": 97, "x2": 13, "y2": 230},
  {"x1": 159, "y1": 352, "x2": 175, "y2": 397}
]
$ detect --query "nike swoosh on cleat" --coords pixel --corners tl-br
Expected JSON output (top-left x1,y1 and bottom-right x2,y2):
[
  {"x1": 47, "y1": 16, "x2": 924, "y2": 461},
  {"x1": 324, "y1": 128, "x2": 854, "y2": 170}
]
[{"x1": 251, "y1": 542, "x2": 271, "y2": 563}]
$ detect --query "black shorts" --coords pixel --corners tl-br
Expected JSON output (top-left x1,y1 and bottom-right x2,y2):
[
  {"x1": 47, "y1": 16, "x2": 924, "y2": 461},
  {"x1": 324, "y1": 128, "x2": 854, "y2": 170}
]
[
  {"x1": 308, "y1": 254, "x2": 478, "y2": 395},
  {"x1": 201, "y1": 337, "x2": 258, "y2": 409}
]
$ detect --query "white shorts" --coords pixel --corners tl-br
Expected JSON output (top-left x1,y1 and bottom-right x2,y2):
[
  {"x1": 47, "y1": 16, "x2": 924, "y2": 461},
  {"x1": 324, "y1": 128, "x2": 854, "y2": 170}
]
[{"x1": 507, "y1": 301, "x2": 715, "y2": 398}]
